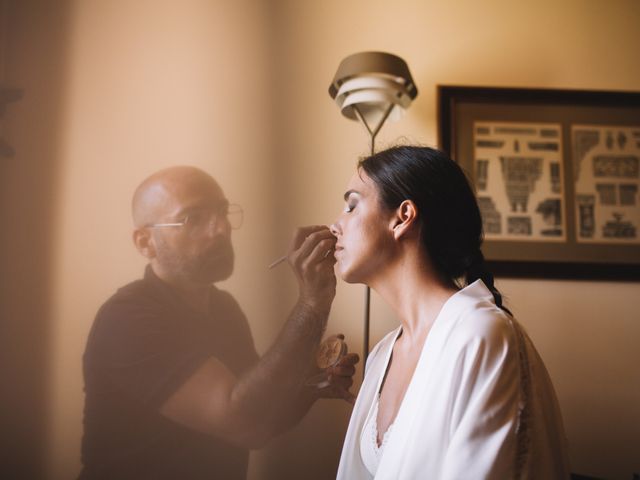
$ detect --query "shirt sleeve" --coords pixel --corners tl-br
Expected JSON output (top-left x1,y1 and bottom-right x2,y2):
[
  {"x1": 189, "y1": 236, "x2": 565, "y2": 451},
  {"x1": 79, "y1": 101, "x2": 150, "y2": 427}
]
[
  {"x1": 440, "y1": 307, "x2": 521, "y2": 480},
  {"x1": 87, "y1": 297, "x2": 213, "y2": 409},
  {"x1": 211, "y1": 289, "x2": 260, "y2": 375}
]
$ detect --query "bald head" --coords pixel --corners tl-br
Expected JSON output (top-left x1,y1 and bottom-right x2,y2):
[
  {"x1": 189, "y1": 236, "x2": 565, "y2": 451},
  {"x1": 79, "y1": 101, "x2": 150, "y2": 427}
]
[{"x1": 132, "y1": 166, "x2": 223, "y2": 228}]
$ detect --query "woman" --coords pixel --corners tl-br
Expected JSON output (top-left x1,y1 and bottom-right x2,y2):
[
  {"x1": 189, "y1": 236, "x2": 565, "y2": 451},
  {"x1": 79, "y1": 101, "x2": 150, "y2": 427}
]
[{"x1": 331, "y1": 146, "x2": 570, "y2": 479}]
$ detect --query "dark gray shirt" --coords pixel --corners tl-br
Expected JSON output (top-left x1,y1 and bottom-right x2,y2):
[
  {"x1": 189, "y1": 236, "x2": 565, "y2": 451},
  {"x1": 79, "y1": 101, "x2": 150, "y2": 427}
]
[{"x1": 80, "y1": 266, "x2": 258, "y2": 479}]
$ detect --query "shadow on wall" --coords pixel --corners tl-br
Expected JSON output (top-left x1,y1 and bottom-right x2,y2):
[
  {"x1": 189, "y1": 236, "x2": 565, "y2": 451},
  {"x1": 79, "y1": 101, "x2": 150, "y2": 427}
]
[{"x1": 0, "y1": 0, "x2": 72, "y2": 477}]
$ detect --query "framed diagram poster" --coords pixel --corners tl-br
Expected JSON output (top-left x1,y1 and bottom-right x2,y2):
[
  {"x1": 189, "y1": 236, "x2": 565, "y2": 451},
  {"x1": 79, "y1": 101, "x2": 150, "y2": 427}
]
[{"x1": 438, "y1": 86, "x2": 640, "y2": 280}]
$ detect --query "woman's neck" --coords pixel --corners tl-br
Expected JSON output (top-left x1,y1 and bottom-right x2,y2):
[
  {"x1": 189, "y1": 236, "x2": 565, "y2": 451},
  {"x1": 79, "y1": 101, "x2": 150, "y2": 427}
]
[{"x1": 370, "y1": 250, "x2": 457, "y2": 345}]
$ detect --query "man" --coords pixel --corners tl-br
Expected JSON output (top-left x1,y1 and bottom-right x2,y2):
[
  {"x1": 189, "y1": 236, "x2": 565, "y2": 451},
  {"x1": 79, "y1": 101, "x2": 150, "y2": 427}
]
[{"x1": 79, "y1": 166, "x2": 358, "y2": 479}]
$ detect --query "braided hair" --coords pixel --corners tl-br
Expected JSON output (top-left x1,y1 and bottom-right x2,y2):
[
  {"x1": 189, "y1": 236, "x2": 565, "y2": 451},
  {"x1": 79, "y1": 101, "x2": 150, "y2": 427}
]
[{"x1": 359, "y1": 145, "x2": 510, "y2": 315}]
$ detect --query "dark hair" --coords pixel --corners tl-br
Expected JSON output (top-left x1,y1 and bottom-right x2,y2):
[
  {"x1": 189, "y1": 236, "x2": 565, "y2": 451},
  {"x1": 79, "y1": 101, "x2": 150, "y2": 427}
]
[{"x1": 359, "y1": 145, "x2": 510, "y2": 315}]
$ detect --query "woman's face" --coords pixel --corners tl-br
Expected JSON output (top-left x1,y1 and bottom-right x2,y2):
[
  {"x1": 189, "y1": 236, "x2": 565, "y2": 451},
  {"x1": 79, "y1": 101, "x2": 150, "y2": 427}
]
[{"x1": 330, "y1": 170, "x2": 395, "y2": 285}]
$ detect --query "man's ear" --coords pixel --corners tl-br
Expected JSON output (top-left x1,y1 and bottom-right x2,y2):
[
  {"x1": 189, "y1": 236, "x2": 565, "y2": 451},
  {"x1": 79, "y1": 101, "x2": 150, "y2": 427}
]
[
  {"x1": 133, "y1": 228, "x2": 157, "y2": 259},
  {"x1": 390, "y1": 200, "x2": 418, "y2": 241}
]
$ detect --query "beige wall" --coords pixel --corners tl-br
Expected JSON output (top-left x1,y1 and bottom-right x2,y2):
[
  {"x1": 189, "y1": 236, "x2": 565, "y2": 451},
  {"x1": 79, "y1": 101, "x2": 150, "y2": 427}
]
[
  {"x1": 1, "y1": 1, "x2": 638, "y2": 479},
  {"x1": 1, "y1": 1, "x2": 73, "y2": 477}
]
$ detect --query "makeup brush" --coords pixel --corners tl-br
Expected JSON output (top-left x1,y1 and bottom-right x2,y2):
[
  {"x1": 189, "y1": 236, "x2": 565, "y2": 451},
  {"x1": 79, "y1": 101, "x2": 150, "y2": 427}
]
[
  {"x1": 268, "y1": 248, "x2": 334, "y2": 269},
  {"x1": 268, "y1": 255, "x2": 288, "y2": 269}
]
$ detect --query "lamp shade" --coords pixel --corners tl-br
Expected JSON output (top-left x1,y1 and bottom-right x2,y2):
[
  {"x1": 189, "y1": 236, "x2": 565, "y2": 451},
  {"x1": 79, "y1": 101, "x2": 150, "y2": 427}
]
[{"x1": 329, "y1": 51, "x2": 417, "y2": 129}]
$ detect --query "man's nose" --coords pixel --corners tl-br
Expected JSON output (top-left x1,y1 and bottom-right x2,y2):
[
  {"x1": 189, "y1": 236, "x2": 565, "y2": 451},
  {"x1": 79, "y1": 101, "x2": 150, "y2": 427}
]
[{"x1": 209, "y1": 215, "x2": 231, "y2": 236}]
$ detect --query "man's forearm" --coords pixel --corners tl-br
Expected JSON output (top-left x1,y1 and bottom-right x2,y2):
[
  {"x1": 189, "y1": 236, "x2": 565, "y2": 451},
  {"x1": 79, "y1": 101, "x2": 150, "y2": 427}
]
[
  {"x1": 270, "y1": 384, "x2": 318, "y2": 437},
  {"x1": 228, "y1": 299, "x2": 328, "y2": 440}
]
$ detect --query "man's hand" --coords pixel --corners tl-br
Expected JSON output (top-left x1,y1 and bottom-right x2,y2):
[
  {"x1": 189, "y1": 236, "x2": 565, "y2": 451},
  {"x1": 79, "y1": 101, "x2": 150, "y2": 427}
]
[
  {"x1": 288, "y1": 225, "x2": 337, "y2": 312},
  {"x1": 316, "y1": 334, "x2": 359, "y2": 403},
  {"x1": 318, "y1": 353, "x2": 359, "y2": 403}
]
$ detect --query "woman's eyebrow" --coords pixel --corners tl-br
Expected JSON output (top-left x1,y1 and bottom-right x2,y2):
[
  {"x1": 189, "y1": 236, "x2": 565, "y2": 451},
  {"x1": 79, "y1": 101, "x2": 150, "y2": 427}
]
[{"x1": 343, "y1": 189, "x2": 360, "y2": 201}]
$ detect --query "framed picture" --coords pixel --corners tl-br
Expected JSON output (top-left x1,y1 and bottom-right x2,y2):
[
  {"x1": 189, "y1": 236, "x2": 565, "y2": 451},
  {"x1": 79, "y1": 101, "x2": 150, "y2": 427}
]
[{"x1": 437, "y1": 86, "x2": 640, "y2": 280}]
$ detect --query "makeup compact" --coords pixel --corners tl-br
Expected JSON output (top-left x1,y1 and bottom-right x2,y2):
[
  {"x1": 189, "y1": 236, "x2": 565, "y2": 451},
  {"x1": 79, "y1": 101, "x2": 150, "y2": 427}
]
[{"x1": 305, "y1": 335, "x2": 348, "y2": 388}]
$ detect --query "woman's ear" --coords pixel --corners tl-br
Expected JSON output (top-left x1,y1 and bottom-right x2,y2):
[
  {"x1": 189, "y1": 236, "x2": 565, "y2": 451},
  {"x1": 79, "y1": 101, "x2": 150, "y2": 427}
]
[
  {"x1": 390, "y1": 200, "x2": 418, "y2": 240},
  {"x1": 133, "y1": 228, "x2": 157, "y2": 259}
]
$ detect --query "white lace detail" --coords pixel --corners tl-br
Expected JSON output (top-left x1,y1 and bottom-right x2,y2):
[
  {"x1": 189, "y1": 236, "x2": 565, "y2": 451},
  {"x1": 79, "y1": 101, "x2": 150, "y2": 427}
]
[{"x1": 360, "y1": 394, "x2": 394, "y2": 476}]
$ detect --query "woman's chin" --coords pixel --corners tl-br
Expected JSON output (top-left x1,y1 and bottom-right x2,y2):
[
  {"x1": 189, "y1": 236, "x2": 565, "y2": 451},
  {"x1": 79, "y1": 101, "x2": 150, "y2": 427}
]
[{"x1": 337, "y1": 264, "x2": 362, "y2": 284}]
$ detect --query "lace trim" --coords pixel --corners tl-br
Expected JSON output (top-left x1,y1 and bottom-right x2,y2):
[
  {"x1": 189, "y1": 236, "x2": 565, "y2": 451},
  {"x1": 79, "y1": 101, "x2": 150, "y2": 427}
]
[
  {"x1": 511, "y1": 319, "x2": 532, "y2": 478},
  {"x1": 371, "y1": 395, "x2": 394, "y2": 452}
]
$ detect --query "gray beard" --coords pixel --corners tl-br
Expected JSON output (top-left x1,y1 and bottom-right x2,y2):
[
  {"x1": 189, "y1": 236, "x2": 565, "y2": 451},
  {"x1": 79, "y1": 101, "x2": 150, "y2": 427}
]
[{"x1": 155, "y1": 237, "x2": 234, "y2": 285}]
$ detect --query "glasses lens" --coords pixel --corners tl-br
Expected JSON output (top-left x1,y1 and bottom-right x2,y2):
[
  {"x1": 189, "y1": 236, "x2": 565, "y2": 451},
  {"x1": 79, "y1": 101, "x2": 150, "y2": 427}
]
[
  {"x1": 183, "y1": 205, "x2": 243, "y2": 236},
  {"x1": 227, "y1": 204, "x2": 243, "y2": 230},
  {"x1": 184, "y1": 213, "x2": 209, "y2": 237}
]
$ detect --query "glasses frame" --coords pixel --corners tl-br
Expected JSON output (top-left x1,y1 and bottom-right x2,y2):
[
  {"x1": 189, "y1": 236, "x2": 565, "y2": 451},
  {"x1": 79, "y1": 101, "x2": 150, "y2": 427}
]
[{"x1": 147, "y1": 203, "x2": 243, "y2": 231}]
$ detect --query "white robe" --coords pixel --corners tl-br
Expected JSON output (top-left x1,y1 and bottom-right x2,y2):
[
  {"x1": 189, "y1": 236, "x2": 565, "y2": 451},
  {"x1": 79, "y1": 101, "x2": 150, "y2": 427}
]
[{"x1": 337, "y1": 280, "x2": 570, "y2": 479}]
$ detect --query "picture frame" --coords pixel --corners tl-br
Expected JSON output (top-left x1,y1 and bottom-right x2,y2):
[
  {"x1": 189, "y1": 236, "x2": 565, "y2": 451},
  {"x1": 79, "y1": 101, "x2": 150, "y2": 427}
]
[{"x1": 437, "y1": 85, "x2": 640, "y2": 280}]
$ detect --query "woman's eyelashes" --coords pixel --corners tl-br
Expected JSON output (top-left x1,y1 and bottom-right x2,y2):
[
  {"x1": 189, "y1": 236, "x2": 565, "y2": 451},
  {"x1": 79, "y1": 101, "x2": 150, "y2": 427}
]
[{"x1": 344, "y1": 201, "x2": 356, "y2": 213}]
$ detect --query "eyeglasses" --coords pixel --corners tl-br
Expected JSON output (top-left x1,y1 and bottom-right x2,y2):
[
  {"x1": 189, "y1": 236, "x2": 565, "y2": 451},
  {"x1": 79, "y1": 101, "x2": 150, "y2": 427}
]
[{"x1": 148, "y1": 203, "x2": 243, "y2": 235}]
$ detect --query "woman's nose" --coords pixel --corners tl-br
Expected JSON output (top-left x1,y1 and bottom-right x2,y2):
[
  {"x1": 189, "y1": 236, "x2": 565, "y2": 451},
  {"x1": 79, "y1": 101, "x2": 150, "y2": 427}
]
[{"x1": 329, "y1": 221, "x2": 340, "y2": 237}]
